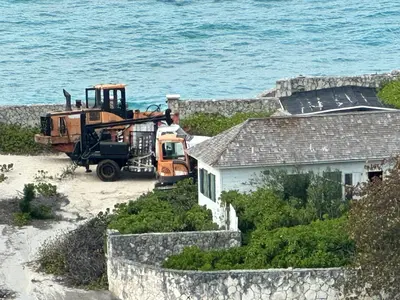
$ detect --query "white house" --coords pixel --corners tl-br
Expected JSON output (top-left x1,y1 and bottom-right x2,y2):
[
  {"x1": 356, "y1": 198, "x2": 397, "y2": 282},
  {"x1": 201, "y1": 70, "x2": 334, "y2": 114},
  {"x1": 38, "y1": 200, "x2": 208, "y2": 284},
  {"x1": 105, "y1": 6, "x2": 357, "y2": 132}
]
[{"x1": 187, "y1": 110, "x2": 400, "y2": 231}]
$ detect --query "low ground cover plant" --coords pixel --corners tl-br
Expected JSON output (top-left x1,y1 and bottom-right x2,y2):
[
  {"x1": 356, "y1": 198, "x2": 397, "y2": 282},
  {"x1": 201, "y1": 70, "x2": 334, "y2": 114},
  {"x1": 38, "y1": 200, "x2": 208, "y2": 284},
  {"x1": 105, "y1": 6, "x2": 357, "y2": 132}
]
[
  {"x1": 0, "y1": 124, "x2": 49, "y2": 155},
  {"x1": 0, "y1": 163, "x2": 13, "y2": 183}
]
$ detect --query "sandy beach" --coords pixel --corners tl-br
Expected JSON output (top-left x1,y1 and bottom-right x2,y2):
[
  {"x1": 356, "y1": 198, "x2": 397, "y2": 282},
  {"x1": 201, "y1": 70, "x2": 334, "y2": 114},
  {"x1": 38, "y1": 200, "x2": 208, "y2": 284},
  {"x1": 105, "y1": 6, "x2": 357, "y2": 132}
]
[{"x1": 0, "y1": 153, "x2": 156, "y2": 300}]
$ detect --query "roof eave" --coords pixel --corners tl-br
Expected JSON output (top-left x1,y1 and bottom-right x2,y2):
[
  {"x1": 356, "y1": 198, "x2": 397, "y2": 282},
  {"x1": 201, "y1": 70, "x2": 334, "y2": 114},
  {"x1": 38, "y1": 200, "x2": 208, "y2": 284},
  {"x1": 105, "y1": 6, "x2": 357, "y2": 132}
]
[{"x1": 210, "y1": 157, "x2": 394, "y2": 169}]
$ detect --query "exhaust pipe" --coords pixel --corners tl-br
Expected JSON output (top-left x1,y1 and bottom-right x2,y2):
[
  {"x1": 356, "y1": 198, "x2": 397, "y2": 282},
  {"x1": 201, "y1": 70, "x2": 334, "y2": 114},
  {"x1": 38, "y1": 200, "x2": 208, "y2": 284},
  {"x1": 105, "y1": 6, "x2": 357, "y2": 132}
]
[
  {"x1": 63, "y1": 89, "x2": 72, "y2": 111},
  {"x1": 76, "y1": 100, "x2": 82, "y2": 109}
]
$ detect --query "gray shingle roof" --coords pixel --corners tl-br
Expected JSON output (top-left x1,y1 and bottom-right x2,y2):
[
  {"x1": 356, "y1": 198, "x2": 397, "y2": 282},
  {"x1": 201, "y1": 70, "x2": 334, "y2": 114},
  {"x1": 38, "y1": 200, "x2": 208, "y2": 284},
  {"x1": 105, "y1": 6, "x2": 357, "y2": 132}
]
[{"x1": 187, "y1": 110, "x2": 400, "y2": 168}]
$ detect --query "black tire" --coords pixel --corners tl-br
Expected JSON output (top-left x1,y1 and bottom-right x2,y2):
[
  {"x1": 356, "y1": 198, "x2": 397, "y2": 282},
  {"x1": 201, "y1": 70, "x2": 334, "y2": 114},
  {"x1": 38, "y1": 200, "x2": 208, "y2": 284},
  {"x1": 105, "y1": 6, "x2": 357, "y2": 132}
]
[{"x1": 96, "y1": 160, "x2": 121, "y2": 182}]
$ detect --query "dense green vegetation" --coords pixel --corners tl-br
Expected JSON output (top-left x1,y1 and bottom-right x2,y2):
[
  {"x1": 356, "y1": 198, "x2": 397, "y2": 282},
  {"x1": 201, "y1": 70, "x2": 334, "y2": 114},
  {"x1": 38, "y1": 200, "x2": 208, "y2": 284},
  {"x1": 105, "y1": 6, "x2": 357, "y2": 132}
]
[
  {"x1": 377, "y1": 78, "x2": 400, "y2": 108},
  {"x1": 0, "y1": 124, "x2": 49, "y2": 155},
  {"x1": 180, "y1": 111, "x2": 273, "y2": 136},
  {"x1": 163, "y1": 169, "x2": 355, "y2": 271},
  {"x1": 164, "y1": 217, "x2": 351, "y2": 271},
  {"x1": 108, "y1": 179, "x2": 218, "y2": 233},
  {"x1": 36, "y1": 179, "x2": 218, "y2": 289}
]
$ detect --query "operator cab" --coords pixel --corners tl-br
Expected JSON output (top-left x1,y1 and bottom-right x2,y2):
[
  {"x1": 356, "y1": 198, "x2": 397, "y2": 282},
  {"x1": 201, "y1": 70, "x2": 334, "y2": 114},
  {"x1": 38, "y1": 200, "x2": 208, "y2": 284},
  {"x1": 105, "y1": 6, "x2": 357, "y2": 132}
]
[
  {"x1": 162, "y1": 141, "x2": 186, "y2": 160},
  {"x1": 85, "y1": 84, "x2": 132, "y2": 119}
]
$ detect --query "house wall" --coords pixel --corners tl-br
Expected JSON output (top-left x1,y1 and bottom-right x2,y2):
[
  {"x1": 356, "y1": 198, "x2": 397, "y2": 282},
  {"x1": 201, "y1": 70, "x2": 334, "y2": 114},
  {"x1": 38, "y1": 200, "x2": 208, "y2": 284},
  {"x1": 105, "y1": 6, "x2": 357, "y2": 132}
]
[
  {"x1": 221, "y1": 160, "x2": 391, "y2": 193},
  {"x1": 215, "y1": 159, "x2": 393, "y2": 231},
  {"x1": 197, "y1": 161, "x2": 224, "y2": 226},
  {"x1": 197, "y1": 160, "x2": 239, "y2": 230}
]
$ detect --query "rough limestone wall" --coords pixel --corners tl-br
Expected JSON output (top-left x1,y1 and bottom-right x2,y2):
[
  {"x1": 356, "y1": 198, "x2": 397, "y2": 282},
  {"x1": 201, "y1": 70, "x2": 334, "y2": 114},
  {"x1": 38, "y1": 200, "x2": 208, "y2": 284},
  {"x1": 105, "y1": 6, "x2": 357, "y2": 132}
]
[
  {"x1": 107, "y1": 229, "x2": 241, "y2": 267},
  {"x1": 0, "y1": 104, "x2": 67, "y2": 127},
  {"x1": 167, "y1": 98, "x2": 281, "y2": 119},
  {"x1": 259, "y1": 70, "x2": 400, "y2": 98},
  {"x1": 108, "y1": 258, "x2": 349, "y2": 300}
]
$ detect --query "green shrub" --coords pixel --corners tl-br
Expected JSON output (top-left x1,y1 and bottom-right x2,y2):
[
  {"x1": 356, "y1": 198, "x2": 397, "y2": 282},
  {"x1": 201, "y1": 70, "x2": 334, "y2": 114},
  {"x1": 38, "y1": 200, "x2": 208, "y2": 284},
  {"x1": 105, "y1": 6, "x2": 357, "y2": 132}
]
[
  {"x1": 246, "y1": 217, "x2": 354, "y2": 269},
  {"x1": 34, "y1": 182, "x2": 58, "y2": 197},
  {"x1": 0, "y1": 173, "x2": 7, "y2": 183},
  {"x1": 109, "y1": 199, "x2": 217, "y2": 234},
  {"x1": 152, "y1": 178, "x2": 198, "y2": 213},
  {"x1": 0, "y1": 163, "x2": 12, "y2": 183},
  {"x1": 13, "y1": 212, "x2": 31, "y2": 226},
  {"x1": 16, "y1": 183, "x2": 58, "y2": 225},
  {"x1": 109, "y1": 199, "x2": 180, "y2": 234},
  {"x1": 377, "y1": 79, "x2": 400, "y2": 108},
  {"x1": 109, "y1": 179, "x2": 218, "y2": 234},
  {"x1": 250, "y1": 168, "x2": 349, "y2": 220},
  {"x1": 181, "y1": 204, "x2": 219, "y2": 231},
  {"x1": 221, "y1": 188, "x2": 314, "y2": 245},
  {"x1": 181, "y1": 112, "x2": 273, "y2": 136},
  {"x1": 163, "y1": 245, "x2": 248, "y2": 271},
  {"x1": 163, "y1": 217, "x2": 354, "y2": 271},
  {"x1": 31, "y1": 204, "x2": 53, "y2": 220},
  {"x1": 0, "y1": 124, "x2": 49, "y2": 155},
  {"x1": 19, "y1": 183, "x2": 35, "y2": 213}
]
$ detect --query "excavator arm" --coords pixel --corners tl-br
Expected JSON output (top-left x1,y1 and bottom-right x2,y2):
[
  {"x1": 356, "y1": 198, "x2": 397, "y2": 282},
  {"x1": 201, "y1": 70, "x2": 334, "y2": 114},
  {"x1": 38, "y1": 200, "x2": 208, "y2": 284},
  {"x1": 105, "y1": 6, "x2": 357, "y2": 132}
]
[{"x1": 74, "y1": 108, "x2": 173, "y2": 164}]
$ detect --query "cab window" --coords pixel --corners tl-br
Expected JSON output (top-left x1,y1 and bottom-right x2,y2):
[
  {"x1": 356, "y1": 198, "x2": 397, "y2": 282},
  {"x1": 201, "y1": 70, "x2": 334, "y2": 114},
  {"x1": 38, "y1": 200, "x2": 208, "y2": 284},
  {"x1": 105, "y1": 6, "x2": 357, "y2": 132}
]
[
  {"x1": 162, "y1": 142, "x2": 185, "y2": 160},
  {"x1": 86, "y1": 89, "x2": 96, "y2": 108}
]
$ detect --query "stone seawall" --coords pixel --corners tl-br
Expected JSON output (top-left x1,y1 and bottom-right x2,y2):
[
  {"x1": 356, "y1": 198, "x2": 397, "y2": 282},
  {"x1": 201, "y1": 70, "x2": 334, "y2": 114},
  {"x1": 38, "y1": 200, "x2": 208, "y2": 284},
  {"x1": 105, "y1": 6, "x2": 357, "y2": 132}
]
[
  {"x1": 259, "y1": 69, "x2": 400, "y2": 98},
  {"x1": 167, "y1": 97, "x2": 281, "y2": 119},
  {"x1": 2, "y1": 70, "x2": 399, "y2": 126},
  {"x1": 167, "y1": 70, "x2": 400, "y2": 119},
  {"x1": 107, "y1": 230, "x2": 241, "y2": 267},
  {"x1": 0, "y1": 104, "x2": 66, "y2": 127}
]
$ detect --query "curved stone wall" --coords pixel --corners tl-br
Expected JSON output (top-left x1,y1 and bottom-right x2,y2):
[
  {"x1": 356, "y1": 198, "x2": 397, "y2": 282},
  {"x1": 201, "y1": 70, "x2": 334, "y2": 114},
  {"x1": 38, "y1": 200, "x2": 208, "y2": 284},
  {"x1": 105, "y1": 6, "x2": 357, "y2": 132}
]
[
  {"x1": 106, "y1": 230, "x2": 356, "y2": 300},
  {"x1": 108, "y1": 258, "x2": 344, "y2": 300},
  {"x1": 107, "y1": 230, "x2": 241, "y2": 267}
]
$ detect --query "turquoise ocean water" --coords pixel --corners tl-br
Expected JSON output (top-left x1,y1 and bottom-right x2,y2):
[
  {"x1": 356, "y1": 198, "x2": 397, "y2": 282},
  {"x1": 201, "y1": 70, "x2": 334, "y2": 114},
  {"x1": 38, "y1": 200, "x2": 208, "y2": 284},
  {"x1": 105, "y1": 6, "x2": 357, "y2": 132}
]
[{"x1": 0, "y1": 0, "x2": 399, "y2": 110}]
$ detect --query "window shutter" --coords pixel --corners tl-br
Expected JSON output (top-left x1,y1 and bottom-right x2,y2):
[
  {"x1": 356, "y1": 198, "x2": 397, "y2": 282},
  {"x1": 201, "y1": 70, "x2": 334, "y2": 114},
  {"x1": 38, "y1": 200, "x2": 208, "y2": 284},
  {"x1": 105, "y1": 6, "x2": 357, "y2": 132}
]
[
  {"x1": 210, "y1": 174, "x2": 216, "y2": 201},
  {"x1": 199, "y1": 169, "x2": 204, "y2": 194},
  {"x1": 204, "y1": 171, "x2": 209, "y2": 198}
]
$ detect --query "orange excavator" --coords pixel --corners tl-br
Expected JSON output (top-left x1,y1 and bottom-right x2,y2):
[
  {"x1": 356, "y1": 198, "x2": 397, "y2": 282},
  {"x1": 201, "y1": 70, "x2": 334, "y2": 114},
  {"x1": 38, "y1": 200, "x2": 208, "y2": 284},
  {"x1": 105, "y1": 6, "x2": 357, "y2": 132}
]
[{"x1": 34, "y1": 84, "x2": 179, "y2": 156}]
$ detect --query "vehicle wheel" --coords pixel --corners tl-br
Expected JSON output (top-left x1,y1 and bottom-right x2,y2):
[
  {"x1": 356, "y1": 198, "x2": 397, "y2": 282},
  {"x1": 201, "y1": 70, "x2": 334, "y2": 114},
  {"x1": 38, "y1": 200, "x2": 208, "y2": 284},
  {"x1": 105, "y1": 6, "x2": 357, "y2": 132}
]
[{"x1": 96, "y1": 160, "x2": 121, "y2": 182}]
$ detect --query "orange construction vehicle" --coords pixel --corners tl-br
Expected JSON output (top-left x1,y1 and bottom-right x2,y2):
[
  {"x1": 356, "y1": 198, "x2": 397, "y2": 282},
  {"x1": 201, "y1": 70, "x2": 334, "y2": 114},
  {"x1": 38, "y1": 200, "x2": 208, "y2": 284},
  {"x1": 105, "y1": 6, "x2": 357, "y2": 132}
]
[
  {"x1": 34, "y1": 84, "x2": 178, "y2": 156},
  {"x1": 67, "y1": 109, "x2": 197, "y2": 188}
]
